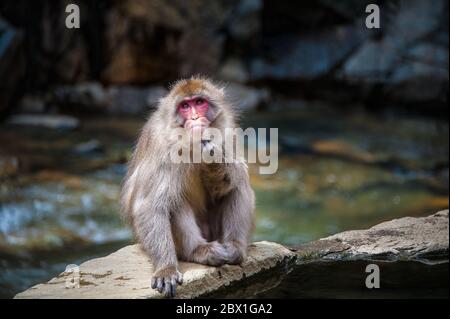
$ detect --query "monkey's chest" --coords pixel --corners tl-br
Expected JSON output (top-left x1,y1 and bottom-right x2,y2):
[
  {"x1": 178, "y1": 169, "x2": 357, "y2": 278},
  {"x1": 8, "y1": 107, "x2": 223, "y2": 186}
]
[
  {"x1": 184, "y1": 164, "x2": 233, "y2": 214},
  {"x1": 200, "y1": 164, "x2": 233, "y2": 200}
]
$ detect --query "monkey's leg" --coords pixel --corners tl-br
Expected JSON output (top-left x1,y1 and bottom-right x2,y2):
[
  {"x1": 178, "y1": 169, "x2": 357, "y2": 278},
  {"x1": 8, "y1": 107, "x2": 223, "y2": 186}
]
[
  {"x1": 134, "y1": 200, "x2": 182, "y2": 298},
  {"x1": 172, "y1": 203, "x2": 229, "y2": 266},
  {"x1": 218, "y1": 187, "x2": 255, "y2": 264}
]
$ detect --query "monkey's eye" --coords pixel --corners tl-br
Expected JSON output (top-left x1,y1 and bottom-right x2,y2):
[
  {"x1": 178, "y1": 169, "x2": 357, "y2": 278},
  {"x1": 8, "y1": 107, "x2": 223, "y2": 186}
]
[
  {"x1": 195, "y1": 98, "x2": 205, "y2": 105},
  {"x1": 180, "y1": 102, "x2": 190, "y2": 110}
]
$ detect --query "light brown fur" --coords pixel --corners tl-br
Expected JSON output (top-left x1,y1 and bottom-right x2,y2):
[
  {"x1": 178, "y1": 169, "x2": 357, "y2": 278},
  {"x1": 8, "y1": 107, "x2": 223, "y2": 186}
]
[{"x1": 120, "y1": 76, "x2": 255, "y2": 298}]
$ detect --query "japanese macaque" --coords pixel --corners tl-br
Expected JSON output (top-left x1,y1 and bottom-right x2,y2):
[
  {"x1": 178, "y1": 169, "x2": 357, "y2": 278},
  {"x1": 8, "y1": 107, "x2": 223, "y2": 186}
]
[{"x1": 120, "y1": 76, "x2": 255, "y2": 298}]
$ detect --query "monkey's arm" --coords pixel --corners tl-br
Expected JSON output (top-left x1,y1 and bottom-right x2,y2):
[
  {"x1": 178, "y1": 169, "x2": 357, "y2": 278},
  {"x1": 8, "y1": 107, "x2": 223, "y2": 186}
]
[
  {"x1": 131, "y1": 170, "x2": 183, "y2": 298},
  {"x1": 220, "y1": 169, "x2": 255, "y2": 264}
]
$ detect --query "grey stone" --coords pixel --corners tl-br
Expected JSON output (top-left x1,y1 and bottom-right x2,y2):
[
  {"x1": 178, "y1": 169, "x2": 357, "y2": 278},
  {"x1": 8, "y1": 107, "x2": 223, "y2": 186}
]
[
  {"x1": 298, "y1": 210, "x2": 449, "y2": 263},
  {"x1": 250, "y1": 25, "x2": 366, "y2": 80},
  {"x1": 107, "y1": 85, "x2": 167, "y2": 115},
  {"x1": 50, "y1": 82, "x2": 109, "y2": 110},
  {"x1": 14, "y1": 241, "x2": 296, "y2": 299},
  {"x1": 340, "y1": 39, "x2": 400, "y2": 81},
  {"x1": 385, "y1": 0, "x2": 446, "y2": 47},
  {"x1": 73, "y1": 140, "x2": 103, "y2": 155},
  {"x1": 8, "y1": 114, "x2": 79, "y2": 130}
]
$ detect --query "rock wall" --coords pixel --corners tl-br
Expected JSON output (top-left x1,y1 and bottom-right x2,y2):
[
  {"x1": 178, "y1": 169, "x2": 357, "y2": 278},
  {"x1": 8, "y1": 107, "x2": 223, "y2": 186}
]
[{"x1": 0, "y1": 0, "x2": 448, "y2": 116}]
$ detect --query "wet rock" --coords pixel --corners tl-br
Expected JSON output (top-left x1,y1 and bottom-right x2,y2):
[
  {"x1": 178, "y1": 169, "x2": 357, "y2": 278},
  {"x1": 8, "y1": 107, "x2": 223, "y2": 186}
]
[
  {"x1": 14, "y1": 241, "x2": 296, "y2": 299},
  {"x1": 7, "y1": 114, "x2": 79, "y2": 130},
  {"x1": 73, "y1": 140, "x2": 104, "y2": 155},
  {"x1": 226, "y1": 83, "x2": 270, "y2": 111},
  {"x1": 107, "y1": 85, "x2": 167, "y2": 115}
]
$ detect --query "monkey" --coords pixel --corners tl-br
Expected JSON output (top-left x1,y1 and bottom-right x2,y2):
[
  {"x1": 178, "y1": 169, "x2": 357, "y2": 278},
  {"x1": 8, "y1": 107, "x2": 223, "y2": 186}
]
[{"x1": 120, "y1": 76, "x2": 255, "y2": 298}]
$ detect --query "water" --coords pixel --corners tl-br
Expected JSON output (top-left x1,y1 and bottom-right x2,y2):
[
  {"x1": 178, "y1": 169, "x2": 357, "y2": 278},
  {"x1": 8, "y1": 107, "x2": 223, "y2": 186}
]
[{"x1": 0, "y1": 107, "x2": 448, "y2": 298}]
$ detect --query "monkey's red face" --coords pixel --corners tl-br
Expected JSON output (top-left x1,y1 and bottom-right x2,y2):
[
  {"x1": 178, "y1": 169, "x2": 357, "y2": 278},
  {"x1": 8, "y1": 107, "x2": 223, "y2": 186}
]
[{"x1": 178, "y1": 96, "x2": 211, "y2": 132}]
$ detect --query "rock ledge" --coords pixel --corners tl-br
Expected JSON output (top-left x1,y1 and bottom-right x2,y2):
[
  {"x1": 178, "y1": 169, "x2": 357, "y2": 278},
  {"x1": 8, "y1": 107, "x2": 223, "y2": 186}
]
[{"x1": 14, "y1": 241, "x2": 296, "y2": 299}]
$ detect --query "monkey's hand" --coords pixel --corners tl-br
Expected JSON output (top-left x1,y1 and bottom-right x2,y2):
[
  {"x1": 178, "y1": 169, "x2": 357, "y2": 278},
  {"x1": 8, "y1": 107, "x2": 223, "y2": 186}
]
[
  {"x1": 151, "y1": 265, "x2": 183, "y2": 298},
  {"x1": 201, "y1": 139, "x2": 216, "y2": 157},
  {"x1": 223, "y1": 241, "x2": 246, "y2": 264},
  {"x1": 192, "y1": 241, "x2": 229, "y2": 266}
]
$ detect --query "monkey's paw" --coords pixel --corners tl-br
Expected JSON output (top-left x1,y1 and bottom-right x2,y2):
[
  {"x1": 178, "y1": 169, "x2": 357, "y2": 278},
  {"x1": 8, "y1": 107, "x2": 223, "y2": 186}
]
[
  {"x1": 151, "y1": 265, "x2": 183, "y2": 298},
  {"x1": 192, "y1": 241, "x2": 228, "y2": 266}
]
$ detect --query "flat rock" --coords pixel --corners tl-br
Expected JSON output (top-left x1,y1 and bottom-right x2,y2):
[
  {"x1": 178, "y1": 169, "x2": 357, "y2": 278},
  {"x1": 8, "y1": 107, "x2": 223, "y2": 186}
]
[
  {"x1": 14, "y1": 241, "x2": 296, "y2": 299},
  {"x1": 297, "y1": 210, "x2": 449, "y2": 263}
]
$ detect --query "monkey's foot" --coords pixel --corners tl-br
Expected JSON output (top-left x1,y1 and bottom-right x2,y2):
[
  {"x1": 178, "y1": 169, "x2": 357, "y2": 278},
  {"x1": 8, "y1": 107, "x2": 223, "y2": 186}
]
[
  {"x1": 151, "y1": 265, "x2": 183, "y2": 298},
  {"x1": 192, "y1": 241, "x2": 228, "y2": 266},
  {"x1": 223, "y1": 241, "x2": 246, "y2": 264}
]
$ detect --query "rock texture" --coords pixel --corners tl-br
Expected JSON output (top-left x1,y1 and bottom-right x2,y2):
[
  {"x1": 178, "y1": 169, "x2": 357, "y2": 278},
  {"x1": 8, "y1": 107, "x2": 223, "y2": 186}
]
[
  {"x1": 257, "y1": 210, "x2": 449, "y2": 298},
  {"x1": 297, "y1": 210, "x2": 449, "y2": 264},
  {"x1": 14, "y1": 211, "x2": 448, "y2": 299},
  {"x1": 1, "y1": 1, "x2": 447, "y2": 110},
  {"x1": 14, "y1": 241, "x2": 296, "y2": 299}
]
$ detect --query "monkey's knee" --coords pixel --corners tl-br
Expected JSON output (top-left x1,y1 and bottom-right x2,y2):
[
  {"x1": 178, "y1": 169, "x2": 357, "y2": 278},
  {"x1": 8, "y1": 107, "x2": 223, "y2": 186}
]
[{"x1": 191, "y1": 241, "x2": 228, "y2": 266}]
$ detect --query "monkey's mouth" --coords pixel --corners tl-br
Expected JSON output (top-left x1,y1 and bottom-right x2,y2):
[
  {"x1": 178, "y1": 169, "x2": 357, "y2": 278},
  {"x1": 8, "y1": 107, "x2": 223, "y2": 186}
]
[{"x1": 185, "y1": 118, "x2": 211, "y2": 131}]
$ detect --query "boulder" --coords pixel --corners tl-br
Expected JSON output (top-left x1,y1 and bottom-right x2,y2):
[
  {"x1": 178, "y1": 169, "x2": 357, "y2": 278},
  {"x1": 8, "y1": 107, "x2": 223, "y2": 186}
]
[
  {"x1": 250, "y1": 25, "x2": 366, "y2": 80},
  {"x1": 14, "y1": 241, "x2": 296, "y2": 299},
  {"x1": 46, "y1": 83, "x2": 167, "y2": 115},
  {"x1": 297, "y1": 210, "x2": 449, "y2": 263}
]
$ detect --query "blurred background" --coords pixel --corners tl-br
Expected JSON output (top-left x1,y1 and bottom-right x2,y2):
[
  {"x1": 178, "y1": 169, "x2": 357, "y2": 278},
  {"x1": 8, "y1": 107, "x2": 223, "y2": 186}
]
[{"x1": 0, "y1": 0, "x2": 448, "y2": 298}]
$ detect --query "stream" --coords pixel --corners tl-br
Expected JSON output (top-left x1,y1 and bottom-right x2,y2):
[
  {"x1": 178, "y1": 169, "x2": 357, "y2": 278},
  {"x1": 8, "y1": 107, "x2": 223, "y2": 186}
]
[{"x1": 0, "y1": 105, "x2": 448, "y2": 298}]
